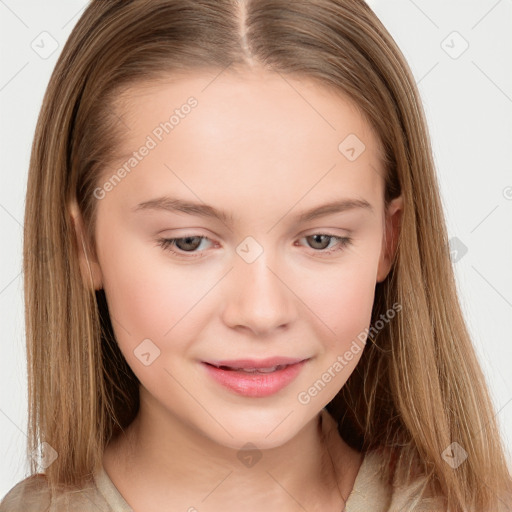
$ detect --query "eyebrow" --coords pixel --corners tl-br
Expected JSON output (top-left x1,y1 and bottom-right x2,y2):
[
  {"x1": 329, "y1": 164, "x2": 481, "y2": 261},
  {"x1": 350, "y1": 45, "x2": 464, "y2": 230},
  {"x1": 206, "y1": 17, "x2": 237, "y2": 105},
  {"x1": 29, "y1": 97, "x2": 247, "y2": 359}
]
[{"x1": 132, "y1": 195, "x2": 373, "y2": 224}]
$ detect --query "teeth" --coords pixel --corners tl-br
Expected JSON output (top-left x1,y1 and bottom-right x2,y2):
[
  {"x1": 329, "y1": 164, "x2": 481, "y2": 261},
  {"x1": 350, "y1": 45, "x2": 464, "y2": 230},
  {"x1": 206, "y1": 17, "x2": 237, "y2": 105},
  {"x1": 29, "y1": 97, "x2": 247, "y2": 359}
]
[
  {"x1": 214, "y1": 364, "x2": 286, "y2": 373},
  {"x1": 238, "y1": 365, "x2": 286, "y2": 373}
]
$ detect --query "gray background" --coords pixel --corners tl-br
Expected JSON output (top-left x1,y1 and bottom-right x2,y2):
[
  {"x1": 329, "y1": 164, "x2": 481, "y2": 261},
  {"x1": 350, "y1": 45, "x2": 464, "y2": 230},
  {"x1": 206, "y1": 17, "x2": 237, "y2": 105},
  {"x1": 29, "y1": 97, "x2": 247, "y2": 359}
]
[{"x1": 1, "y1": 0, "x2": 511, "y2": 496}]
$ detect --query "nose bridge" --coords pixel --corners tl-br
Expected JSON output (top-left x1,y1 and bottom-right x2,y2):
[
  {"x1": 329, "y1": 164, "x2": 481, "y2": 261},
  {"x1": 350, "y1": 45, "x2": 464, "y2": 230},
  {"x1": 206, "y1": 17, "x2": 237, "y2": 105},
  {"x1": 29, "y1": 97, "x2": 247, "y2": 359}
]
[{"x1": 223, "y1": 240, "x2": 295, "y2": 333}]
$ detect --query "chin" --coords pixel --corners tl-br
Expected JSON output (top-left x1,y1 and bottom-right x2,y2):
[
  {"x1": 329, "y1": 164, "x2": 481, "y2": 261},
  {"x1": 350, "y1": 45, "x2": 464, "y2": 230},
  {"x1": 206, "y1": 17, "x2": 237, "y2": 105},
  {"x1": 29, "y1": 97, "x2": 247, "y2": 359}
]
[{"x1": 198, "y1": 405, "x2": 315, "y2": 450}]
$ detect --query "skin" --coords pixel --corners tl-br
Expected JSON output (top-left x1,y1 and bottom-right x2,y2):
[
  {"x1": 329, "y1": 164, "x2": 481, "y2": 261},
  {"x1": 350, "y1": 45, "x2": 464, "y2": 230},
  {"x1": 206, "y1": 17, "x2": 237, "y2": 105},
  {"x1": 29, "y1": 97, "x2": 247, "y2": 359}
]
[{"x1": 69, "y1": 66, "x2": 402, "y2": 512}]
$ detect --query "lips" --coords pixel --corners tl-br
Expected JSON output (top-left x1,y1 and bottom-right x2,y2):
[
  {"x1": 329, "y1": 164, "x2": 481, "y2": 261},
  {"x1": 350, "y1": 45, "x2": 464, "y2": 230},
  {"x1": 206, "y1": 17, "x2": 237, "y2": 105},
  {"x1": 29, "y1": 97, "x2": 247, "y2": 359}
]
[{"x1": 201, "y1": 357, "x2": 310, "y2": 397}]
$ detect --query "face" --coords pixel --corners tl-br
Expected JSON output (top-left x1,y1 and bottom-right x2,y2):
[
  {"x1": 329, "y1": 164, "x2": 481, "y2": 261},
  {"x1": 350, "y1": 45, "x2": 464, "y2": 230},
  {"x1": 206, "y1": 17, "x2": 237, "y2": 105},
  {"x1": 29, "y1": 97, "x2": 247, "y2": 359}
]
[{"x1": 71, "y1": 67, "x2": 402, "y2": 450}]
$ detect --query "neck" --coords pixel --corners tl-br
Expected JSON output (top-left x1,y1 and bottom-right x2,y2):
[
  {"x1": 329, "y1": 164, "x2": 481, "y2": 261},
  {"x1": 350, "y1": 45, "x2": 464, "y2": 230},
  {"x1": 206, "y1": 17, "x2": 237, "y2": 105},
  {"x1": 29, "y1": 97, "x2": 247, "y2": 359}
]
[{"x1": 103, "y1": 392, "x2": 362, "y2": 512}]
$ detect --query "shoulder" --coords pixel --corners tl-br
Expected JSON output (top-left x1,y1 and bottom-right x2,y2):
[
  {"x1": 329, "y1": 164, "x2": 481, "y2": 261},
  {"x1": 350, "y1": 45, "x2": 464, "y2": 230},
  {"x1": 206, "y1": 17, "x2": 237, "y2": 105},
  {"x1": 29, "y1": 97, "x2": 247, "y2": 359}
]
[
  {"x1": 354, "y1": 446, "x2": 449, "y2": 512},
  {"x1": 0, "y1": 474, "x2": 51, "y2": 511},
  {"x1": 0, "y1": 473, "x2": 111, "y2": 512}
]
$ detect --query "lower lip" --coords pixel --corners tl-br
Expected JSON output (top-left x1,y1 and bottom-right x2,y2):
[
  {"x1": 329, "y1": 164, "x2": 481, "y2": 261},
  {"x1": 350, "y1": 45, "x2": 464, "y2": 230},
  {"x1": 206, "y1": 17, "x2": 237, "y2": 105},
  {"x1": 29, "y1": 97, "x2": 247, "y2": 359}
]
[{"x1": 202, "y1": 361, "x2": 307, "y2": 398}]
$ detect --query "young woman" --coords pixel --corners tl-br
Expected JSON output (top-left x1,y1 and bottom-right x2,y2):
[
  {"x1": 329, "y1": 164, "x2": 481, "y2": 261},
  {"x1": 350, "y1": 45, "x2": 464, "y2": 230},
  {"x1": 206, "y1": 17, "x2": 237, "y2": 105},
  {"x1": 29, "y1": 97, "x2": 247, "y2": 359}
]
[{"x1": 1, "y1": 1, "x2": 511, "y2": 511}]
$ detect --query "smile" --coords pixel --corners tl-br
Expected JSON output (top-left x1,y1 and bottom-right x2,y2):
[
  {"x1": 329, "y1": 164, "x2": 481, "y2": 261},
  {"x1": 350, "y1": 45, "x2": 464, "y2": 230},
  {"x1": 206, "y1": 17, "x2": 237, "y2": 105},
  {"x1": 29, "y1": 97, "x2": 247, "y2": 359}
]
[{"x1": 201, "y1": 358, "x2": 309, "y2": 398}]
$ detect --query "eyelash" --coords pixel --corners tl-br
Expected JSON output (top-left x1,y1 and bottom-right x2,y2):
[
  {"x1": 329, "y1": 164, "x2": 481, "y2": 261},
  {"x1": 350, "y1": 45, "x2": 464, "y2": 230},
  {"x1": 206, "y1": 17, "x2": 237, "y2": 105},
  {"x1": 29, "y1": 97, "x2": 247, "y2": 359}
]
[{"x1": 156, "y1": 233, "x2": 352, "y2": 259}]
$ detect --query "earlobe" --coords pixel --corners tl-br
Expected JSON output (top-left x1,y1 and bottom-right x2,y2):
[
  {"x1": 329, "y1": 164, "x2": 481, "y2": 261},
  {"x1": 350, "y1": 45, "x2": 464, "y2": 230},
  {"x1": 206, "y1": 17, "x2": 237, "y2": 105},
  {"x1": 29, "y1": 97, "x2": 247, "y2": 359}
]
[
  {"x1": 376, "y1": 195, "x2": 403, "y2": 283},
  {"x1": 68, "y1": 199, "x2": 103, "y2": 290}
]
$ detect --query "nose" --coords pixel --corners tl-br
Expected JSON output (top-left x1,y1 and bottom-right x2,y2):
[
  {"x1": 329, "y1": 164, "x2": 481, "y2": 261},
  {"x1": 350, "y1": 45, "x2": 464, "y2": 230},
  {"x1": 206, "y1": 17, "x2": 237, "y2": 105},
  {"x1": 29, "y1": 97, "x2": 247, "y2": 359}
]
[{"x1": 221, "y1": 250, "x2": 297, "y2": 336}]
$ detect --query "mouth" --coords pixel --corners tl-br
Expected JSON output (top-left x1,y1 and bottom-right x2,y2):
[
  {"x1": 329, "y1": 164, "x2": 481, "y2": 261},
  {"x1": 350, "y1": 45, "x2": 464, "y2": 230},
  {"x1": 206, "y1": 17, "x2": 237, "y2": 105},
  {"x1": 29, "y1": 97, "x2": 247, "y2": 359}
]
[
  {"x1": 205, "y1": 363, "x2": 291, "y2": 373},
  {"x1": 203, "y1": 356, "x2": 307, "y2": 372},
  {"x1": 201, "y1": 357, "x2": 310, "y2": 397}
]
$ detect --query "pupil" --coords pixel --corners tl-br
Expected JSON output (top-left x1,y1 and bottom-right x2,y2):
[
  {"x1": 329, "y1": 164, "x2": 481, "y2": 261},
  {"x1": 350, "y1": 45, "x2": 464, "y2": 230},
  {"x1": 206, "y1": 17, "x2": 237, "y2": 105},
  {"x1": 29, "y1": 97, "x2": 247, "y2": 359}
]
[
  {"x1": 310, "y1": 234, "x2": 329, "y2": 249},
  {"x1": 177, "y1": 236, "x2": 201, "y2": 251}
]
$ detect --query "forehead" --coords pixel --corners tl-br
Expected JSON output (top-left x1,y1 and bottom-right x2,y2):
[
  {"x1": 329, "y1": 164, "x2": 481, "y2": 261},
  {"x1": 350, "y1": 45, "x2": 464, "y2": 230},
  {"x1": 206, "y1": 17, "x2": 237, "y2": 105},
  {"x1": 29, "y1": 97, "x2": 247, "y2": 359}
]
[
  {"x1": 104, "y1": 69, "x2": 385, "y2": 216},
  {"x1": 113, "y1": 67, "x2": 382, "y2": 157}
]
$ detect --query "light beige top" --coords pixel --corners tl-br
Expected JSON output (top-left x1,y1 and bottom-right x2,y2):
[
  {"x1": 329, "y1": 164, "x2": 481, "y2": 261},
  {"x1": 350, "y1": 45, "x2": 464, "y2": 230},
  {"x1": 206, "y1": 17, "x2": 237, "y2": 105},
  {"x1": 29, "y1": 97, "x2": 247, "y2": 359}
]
[{"x1": 0, "y1": 409, "x2": 447, "y2": 511}]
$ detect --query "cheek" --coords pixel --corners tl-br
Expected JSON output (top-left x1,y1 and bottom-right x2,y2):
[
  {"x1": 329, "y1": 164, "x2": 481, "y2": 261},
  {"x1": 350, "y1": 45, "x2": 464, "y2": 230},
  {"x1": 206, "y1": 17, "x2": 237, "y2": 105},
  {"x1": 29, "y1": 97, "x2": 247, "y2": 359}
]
[
  {"x1": 97, "y1": 232, "x2": 208, "y2": 357},
  {"x1": 292, "y1": 259, "x2": 378, "y2": 408},
  {"x1": 296, "y1": 246, "x2": 380, "y2": 350}
]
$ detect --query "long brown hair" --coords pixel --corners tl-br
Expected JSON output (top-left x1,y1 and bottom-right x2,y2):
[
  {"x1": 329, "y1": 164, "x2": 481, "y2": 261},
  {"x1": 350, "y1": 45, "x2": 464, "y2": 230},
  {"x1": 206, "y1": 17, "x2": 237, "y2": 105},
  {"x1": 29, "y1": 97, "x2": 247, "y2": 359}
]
[{"x1": 21, "y1": 1, "x2": 511, "y2": 510}]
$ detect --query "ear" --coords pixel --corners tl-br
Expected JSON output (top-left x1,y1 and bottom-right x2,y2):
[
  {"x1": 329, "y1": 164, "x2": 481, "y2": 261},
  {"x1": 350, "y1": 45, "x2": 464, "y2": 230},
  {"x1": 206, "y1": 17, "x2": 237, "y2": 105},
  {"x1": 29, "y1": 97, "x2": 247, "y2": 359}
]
[
  {"x1": 68, "y1": 199, "x2": 103, "y2": 290},
  {"x1": 376, "y1": 195, "x2": 403, "y2": 283}
]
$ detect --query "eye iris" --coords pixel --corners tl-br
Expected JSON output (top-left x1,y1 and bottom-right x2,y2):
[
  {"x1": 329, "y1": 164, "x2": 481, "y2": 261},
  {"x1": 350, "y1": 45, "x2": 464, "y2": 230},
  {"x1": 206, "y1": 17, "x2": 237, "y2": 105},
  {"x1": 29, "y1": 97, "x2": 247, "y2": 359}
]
[
  {"x1": 175, "y1": 236, "x2": 202, "y2": 251},
  {"x1": 308, "y1": 234, "x2": 331, "y2": 250}
]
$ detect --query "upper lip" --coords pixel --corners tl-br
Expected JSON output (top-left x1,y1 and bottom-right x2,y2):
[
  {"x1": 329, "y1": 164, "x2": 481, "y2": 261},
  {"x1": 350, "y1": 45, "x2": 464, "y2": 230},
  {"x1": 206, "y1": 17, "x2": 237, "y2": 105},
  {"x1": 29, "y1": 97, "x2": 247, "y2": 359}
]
[{"x1": 203, "y1": 356, "x2": 308, "y2": 369}]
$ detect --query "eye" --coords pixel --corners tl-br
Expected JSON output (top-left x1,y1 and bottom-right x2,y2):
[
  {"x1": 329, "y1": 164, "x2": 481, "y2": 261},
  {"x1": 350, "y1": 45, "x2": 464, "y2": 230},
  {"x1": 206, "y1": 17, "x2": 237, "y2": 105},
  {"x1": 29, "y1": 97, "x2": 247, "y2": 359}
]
[
  {"x1": 156, "y1": 233, "x2": 352, "y2": 259},
  {"x1": 297, "y1": 234, "x2": 352, "y2": 256},
  {"x1": 157, "y1": 235, "x2": 213, "y2": 259}
]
